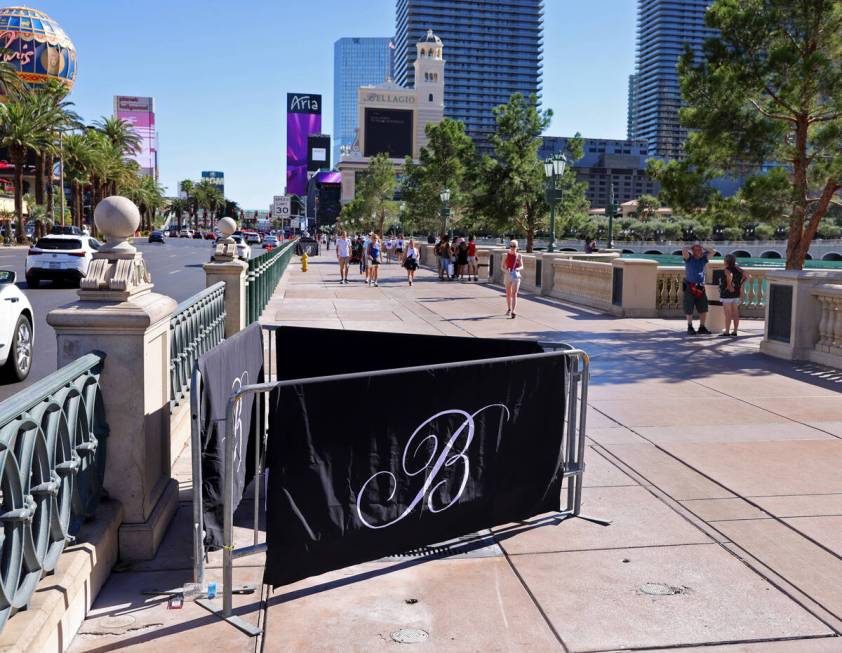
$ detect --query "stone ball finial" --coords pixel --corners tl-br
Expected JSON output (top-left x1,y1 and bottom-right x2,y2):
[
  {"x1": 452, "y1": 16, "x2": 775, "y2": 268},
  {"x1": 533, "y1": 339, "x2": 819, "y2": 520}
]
[
  {"x1": 94, "y1": 196, "x2": 141, "y2": 253},
  {"x1": 217, "y1": 217, "x2": 237, "y2": 237}
]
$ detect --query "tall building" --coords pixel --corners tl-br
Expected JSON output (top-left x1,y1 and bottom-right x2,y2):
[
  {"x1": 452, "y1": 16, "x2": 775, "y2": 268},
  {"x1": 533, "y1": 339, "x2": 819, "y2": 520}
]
[
  {"x1": 338, "y1": 31, "x2": 445, "y2": 203},
  {"x1": 333, "y1": 37, "x2": 393, "y2": 166},
  {"x1": 540, "y1": 137, "x2": 659, "y2": 209},
  {"x1": 632, "y1": 0, "x2": 715, "y2": 159},
  {"x1": 626, "y1": 74, "x2": 638, "y2": 140},
  {"x1": 393, "y1": 0, "x2": 543, "y2": 151},
  {"x1": 114, "y1": 96, "x2": 158, "y2": 179}
]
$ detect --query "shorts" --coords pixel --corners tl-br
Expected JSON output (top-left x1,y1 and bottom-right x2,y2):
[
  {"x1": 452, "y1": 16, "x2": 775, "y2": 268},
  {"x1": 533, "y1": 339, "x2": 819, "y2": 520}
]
[
  {"x1": 504, "y1": 271, "x2": 521, "y2": 287},
  {"x1": 683, "y1": 286, "x2": 709, "y2": 315},
  {"x1": 371, "y1": 259, "x2": 380, "y2": 266},
  {"x1": 720, "y1": 297, "x2": 740, "y2": 305},
  {"x1": 338, "y1": 256, "x2": 349, "y2": 265},
  {"x1": 467, "y1": 256, "x2": 478, "y2": 263},
  {"x1": 396, "y1": 248, "x2": 403, "y2": 253}
]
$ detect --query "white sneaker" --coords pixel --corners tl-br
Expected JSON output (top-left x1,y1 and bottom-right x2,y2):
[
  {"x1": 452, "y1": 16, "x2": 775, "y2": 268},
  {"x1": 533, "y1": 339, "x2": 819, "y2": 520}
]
[{"x1": 374, "y1": 282, "x2": 379, "y2": 287}]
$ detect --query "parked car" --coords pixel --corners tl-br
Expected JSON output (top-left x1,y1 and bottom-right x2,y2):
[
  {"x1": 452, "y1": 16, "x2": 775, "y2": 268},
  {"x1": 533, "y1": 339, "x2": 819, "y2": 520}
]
[
  {"x1": 179, "y1": 229, "x2": 193, "y2": 238},
  {"x1": 244, "y1": 231, "x2": 262, "y2": 245},
  {"x1": 192, "y1": 231, "x2": 205, "y2": 240},
  {"x1": 0, "y1": 269, "x2": 33, "y2": 381},
  {"x1": 262, "y1": 235, "x2": 278, "y2": 249},
  {"x1": 148, "y1": 230, "x2": 165, "y2": 244},
  {"x1": 168, "y1": 228, "x2": 180, "y2": 238},
  {"x1": 25, "y1": 235, "x2": 101, "y2": 288}
]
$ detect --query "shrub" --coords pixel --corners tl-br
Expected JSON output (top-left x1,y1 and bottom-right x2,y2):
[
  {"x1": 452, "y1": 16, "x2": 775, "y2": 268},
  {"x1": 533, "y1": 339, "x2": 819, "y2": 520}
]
[
  {"x1": 754, "y1": 223, "x2": 775, "y2": 240},
  {"x1": 722, "y1": 226, "x2": 743, "y2": 241},
  {"x1": 816, "y1": 222, "x2": 842, "y2": 240}
]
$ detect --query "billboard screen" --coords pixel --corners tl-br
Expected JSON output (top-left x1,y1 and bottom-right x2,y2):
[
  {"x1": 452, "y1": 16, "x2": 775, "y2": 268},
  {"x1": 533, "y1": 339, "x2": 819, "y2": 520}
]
[
  {"x1": 363, "y1": 108, "x2": 413, "y2": 158},
  {"x1": 307, "y1": 134, "x2": 330, "y2": 172},
  {"x1": 114, "y1": 96, "x2": 157, "y2": 178},
  {"x1": 286, "y1": 93, "x2": 322, "y2": 196},
  {"x1": 202, "y1": 170, "x2": 224, "y2": 196}
]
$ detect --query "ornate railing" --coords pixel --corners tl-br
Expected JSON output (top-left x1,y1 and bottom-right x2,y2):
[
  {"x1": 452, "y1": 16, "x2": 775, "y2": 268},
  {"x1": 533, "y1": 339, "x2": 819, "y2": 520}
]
[
  {"x1": 813, "y1": 284, "x2": 842, "y2": 357},
  {"x1": 0, "y1": 353, "x2": 107, "y2": 630},
  {"x1": 657, "y1": 266, "x2": 770, "y2": 316},
  {"x1": 170, "y1": 282, "x2": 226, "y2": 406},
  {"x1": 656, "y1": 268, "x2": 684, "y2": 312},
  {"x1": 246, "y1": 239, "x2": 297, "y2": 325}
]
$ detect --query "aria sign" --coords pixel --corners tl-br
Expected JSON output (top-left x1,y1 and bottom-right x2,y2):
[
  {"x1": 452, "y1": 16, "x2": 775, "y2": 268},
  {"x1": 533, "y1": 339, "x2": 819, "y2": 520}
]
[{"x1": 287, "y1": 93, "x2": 321, "y2": 114}]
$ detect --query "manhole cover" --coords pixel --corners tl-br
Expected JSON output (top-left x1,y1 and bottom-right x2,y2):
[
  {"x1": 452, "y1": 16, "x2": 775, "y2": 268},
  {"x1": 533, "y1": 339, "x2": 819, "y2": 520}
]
[
  {"x1": 639, "y1": 582, "x2": 686, "y2": 596},
  {"x1": 391, "y1": 628, "x2": 429, "y2": 644},
  {"x1": 97, "y1": 615, "x2": 136, "y2": 630}
]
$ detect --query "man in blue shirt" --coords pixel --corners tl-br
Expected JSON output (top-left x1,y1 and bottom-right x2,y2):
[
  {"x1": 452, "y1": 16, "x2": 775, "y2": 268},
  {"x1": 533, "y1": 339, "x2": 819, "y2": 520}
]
[{"x1": 682, "y1": 241, "x2": 717, "y2": 335}]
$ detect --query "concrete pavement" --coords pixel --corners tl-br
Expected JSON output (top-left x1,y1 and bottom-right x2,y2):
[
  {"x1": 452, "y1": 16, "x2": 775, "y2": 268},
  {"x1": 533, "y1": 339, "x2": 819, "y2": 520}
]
[{"x1": 69, "y1": 253, "x2": 842, "y2": 652}]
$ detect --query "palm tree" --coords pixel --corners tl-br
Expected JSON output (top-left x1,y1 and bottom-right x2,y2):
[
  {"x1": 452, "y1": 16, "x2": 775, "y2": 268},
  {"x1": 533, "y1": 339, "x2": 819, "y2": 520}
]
[
  {"x1": 0, "y1": 96, "x2": 53, "y2": 242},
  {"x1": 29, "y1": 81, "x2": 80, "y2": 221},
  {"x1": 93, "y1": 116, "x2": 141, "y2": 157},
  {"x1": 61, "y1": 132, "x2": 94, "y2": 228},
  {"x1": 167, "y1": 197, "x2": 190, "y2": 231},
  {"x1": 194, "y1": 180, "x2": 224, "y2": 228},
  {"x1": 179, "y1": 180, "x2": 197, "y2": 228}
]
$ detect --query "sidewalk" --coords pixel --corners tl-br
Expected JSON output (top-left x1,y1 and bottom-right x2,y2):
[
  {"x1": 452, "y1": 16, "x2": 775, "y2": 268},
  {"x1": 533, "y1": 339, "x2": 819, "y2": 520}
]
[{"x1": 70, "y1": 254, "x2": 842, "y2": 652}]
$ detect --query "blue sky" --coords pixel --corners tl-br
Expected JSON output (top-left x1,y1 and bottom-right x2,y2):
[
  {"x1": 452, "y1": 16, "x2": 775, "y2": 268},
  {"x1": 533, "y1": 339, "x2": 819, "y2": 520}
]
[{"x1": 28, "y1": 0, "x2": 637, "y2": 209}]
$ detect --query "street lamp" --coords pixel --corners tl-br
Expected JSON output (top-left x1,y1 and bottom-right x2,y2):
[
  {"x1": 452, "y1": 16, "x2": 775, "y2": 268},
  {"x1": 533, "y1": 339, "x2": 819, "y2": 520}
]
[
  {"x1": 605, "y1": 181, "x2": 617, "y2": 249},
  {"x1": 543, "y1": 153, "x2": 567, "y2": 252},
  {"x1": 440, "y1": 188, "x2": 451, "y2": 239}
]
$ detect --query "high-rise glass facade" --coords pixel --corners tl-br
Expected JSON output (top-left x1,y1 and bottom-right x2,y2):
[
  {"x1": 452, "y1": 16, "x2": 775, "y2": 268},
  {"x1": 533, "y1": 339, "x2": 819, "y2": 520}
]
[
  {"x1": 394, "y1": 0, "x2": 543, "y2": 152},
  {"x1": 333, "y1": 37, "x2": 392, "y2": 166},
  {"x1": 632, "y1": 0, "x2": 715, "y2": 159}
]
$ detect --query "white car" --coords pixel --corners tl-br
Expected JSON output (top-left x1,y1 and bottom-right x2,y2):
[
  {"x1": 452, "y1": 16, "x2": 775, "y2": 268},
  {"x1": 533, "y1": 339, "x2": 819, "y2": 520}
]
[
  {"x1": 25, "y1": 234, "x2": 101, "y2": 288},
  {"x1": 244, "y1": 232, "x2": 262, "y2": 245},
  {"x1": 179, "y1": 229, "x2": 193, "y2": 238},
  {"x1": 0, "y1": 270, "x2": 33, "y2": 381}
]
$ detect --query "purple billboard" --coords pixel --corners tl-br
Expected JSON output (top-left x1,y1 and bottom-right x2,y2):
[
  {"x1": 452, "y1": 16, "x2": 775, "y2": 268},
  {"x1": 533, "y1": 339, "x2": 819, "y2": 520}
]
[{"x1": 286, "y1": 93, "x2": 322, "y2": 196}]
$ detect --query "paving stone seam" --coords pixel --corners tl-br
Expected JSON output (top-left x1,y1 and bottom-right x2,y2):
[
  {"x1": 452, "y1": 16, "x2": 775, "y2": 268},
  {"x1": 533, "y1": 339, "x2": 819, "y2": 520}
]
[
  {"x1": 686, "y1": 379, "x2": 842, "y2": 441},
  {"x1": 498, "y1": 546, "x2": 571, "y2": 653},
  {"x1": 587, "y1": 406, "x2": 842, "y2": 565},
  {"x1": 584, "y1": 633, "x2": 842, "y2": 653},
  {"x1": 503, "y1": 541, "x2": 718, "y2": 557},
  {"x1": 592, "y1": 443, "x2": 842, "y2": 635}
]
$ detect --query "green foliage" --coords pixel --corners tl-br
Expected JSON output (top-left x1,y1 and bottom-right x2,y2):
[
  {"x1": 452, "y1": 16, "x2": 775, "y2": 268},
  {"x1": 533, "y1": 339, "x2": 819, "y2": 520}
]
[
  {"x1": 339, "y1": 152, "x2": 396, "y2": 234},
  {"x1": 471, "y1": 94, "x2": 550, "y2": 252},
  {"x1": 647, "y1": 156, "x2": 719, "y2": 215},
  {"x1": 676, "y1": 0, "x2": 842, "y2": 268},
  {"x1": 722, "y1": 226, "x2": 743, "y2": 241},
  {"x1": 817, "y1": 222, "x2": 842, "y2": 240},
  {"x1": 635, "y1": 194, "x2": 661, "y2": 219},
  {"x1": 401, "y1": 118, "x2": 476, "y2": 235},
  {"x1": 753, "y1": 223, "x2": 775, "y2": 240}
]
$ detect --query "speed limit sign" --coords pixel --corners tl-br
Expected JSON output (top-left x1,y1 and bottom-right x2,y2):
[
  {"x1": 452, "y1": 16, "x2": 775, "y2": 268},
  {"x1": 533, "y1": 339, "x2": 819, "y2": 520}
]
[{"x1": 273, "y1": 195, "x2": 291, "y2": 219}]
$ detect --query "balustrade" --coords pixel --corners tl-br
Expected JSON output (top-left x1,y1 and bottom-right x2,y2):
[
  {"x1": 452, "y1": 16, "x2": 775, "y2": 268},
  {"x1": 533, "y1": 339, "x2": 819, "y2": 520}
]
[
  {"x1": 0, "y1": 353, "x2": 107, "y2": 631},
  {"x1": 814, "y1": 285, "x2": 842, "y2": 356}
]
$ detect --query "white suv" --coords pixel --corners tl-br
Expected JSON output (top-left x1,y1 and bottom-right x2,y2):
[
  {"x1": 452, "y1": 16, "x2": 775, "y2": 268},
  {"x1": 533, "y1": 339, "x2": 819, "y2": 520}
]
[
  {"x1": 0, "y1": 270, "x2": 34, "y2": 381},
  {"x1": 25, "y1": 235, "x2": 101, "y2": 288}
]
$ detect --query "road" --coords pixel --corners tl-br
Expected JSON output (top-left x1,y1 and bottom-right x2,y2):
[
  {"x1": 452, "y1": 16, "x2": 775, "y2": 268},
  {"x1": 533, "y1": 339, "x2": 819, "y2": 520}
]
[{"x1": 0, "y1": 236, "x2": 256, "y2": 403}]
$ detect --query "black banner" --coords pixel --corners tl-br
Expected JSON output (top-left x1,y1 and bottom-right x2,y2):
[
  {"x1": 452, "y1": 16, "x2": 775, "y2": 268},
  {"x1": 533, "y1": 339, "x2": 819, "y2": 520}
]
[
  {"x1": 197, "y1": 322, "x2": 264, "y2": 549},
  {"x1": 263, "y1": 329, "x2": 566, "y2": 587}
]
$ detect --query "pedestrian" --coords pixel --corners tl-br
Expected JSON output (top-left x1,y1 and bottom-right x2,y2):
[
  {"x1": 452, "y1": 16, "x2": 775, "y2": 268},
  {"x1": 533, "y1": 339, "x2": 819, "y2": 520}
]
[
  {"x1": 584, "y1": 237, "x2": 597, "y2": 254},
  {"x1": 457, "y1": 237, "x2": 469, "y2": 280},
  {"x1": 351, "y1": 235, "x2": 363, "y2": 273},
  {"x1": 449, "y1": 238, "x2": 458, "y2": 280},
  {"x1": 385, "y1": 235, "x2": 394, "y2": 263},
  {"x1": 503, "y1": 239, "x2": 523, "y2": 318},
  {"x1": 720, "y1": 253, "x2": 744, "y2": 336},
  {"x1": 336, "y1": 230, "x2": 352, "y2": 284},
  {"x1": 404, "y1": 238, "x2": 419, "y2": 286},
  {"x1": 361, "y1": 233, "x2": 371, "y2": 281},
  {"x1": 682, "y1": 240, "x2": 717, "y2": 335},
  {"x1": 467, "y1": 235, "x2": 478, "y2": 281},
  {"x1": 436, "y1": 235, "x2": 450, "y2": 280},
  {"x1": 368, "y1": 234, "x2": 382, "y2": 286},
  {"x1": 396, "y1": 234, "x2": 405, "y2": 264}
]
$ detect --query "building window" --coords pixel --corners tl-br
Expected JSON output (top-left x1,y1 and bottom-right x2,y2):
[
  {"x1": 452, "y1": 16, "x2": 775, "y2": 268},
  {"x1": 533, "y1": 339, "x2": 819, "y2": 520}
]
[{"x1": 429, "y1": 93, "x2": 433, "y2": 102}]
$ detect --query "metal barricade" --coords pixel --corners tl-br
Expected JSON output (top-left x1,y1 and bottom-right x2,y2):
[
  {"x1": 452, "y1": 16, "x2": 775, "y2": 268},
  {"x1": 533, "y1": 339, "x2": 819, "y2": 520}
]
[{"x1": 193, "y1": 340, "x2": 598, "y2": 637}]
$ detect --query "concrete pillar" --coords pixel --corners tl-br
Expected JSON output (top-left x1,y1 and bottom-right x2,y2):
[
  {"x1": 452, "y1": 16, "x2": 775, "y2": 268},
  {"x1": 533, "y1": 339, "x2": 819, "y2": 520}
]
[
  {"x1": 612, "y1": 258, "x2": 658, "y2": 317},
  {"x1": 204, "y1": 216, "x2": 248, "y2": 337},
  {"x1": 204, "y1": 260, "x2": 247, "y2": 337},
  {"x1": 760, "y1": 270, "x2": 842, "y2": 361},
  {"x1": 47, "y1": 196, "x2": 178, "y2": 561}
]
